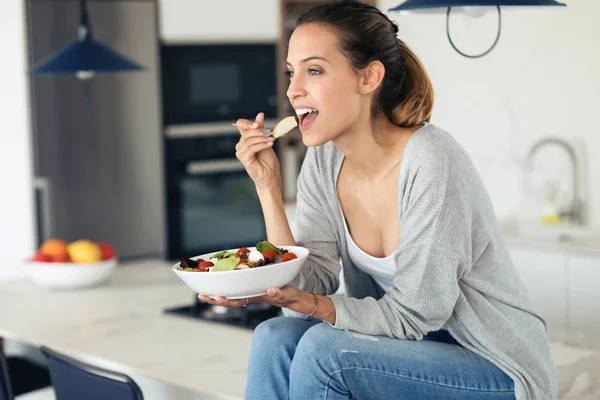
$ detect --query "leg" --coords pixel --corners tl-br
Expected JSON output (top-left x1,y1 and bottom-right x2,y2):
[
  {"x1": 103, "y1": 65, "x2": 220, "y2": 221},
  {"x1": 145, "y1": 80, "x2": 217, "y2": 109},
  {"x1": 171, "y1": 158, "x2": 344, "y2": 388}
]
[
  {"x1": 289, "y1": 323, "x2": 515, "y2": 400},
  {"x1": 245, "y1": 316, "x2": 320, "y2": 400}
]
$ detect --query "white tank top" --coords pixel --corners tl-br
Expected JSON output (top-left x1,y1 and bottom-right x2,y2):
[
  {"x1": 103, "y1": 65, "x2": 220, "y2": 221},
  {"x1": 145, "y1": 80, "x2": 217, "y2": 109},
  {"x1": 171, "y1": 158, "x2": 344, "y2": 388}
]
[{"x1": 339, "y1": 205, "x2": 396, "y2": 293}]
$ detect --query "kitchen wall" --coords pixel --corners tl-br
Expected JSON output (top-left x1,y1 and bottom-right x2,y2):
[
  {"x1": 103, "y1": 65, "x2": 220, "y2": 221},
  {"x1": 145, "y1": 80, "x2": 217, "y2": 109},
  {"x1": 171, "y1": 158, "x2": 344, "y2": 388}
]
[
  {"x1": 382, "y1": 0, "x2": 600, "y2": 225},
  {"x1": 158, "y1": 0, "x2": 280, "y2": 42},
  {"x1": 0, "y1": 0, "x2": 36, "y2": 279},
  {"x1": 2, "y1": 0, "x2": 596, "y2": 280},
  {"x1": 162, "y1": 0, "x2": 599, "y2": 226}
]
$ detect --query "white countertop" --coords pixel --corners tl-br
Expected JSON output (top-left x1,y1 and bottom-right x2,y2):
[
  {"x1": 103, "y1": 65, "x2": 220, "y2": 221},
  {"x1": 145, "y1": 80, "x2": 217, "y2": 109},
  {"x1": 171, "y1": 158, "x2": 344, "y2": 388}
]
[
  {"x1": 0, "y1": 204, "x2": 596, "y2": 399},
  {"x1": 2, "y1": 258, "x2": 599, "y2": 399},
  {"x1": 0, "y1": 260, "x2": 253, "y2": 400},
  {"x1": 499, "y1": 220, "x2": 600, "y2": 255}
]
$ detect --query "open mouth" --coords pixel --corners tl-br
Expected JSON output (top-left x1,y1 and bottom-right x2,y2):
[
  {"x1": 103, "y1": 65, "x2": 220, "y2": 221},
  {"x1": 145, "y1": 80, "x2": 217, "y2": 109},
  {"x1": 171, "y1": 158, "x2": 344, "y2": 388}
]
[{"x1": 296, "y1": 108, "x2": 319, "y2": 130}]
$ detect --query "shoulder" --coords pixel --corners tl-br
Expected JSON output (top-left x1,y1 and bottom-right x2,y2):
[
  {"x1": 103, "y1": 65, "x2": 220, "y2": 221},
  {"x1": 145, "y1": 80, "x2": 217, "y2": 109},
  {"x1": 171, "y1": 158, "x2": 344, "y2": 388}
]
[{"x1": 403, "y1": 123, "x2": 472, "y2": 179}]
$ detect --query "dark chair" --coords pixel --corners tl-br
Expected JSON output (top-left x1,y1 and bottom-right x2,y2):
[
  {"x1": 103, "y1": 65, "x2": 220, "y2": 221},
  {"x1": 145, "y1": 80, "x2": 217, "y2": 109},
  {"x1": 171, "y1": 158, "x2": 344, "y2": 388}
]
[
  {"x1": 0, "y1": 344, "x2": 52, "y2": 400},
  {"x1": 0, "y1": 347, "x2": 14, "y2": 400},
  {"x1": 40, "y1": 346, "x2": 143, "y2": 400}
]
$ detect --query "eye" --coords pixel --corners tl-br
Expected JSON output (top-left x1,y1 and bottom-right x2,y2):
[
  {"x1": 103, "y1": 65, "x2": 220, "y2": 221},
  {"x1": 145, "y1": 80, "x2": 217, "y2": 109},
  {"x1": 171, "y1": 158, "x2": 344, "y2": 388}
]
[
  {"x1": 285, "y1": 70, "x2": 294, "y2": 78},
  {"x1": 308, "y1": 68, "x2": 321, "y2": 76}
]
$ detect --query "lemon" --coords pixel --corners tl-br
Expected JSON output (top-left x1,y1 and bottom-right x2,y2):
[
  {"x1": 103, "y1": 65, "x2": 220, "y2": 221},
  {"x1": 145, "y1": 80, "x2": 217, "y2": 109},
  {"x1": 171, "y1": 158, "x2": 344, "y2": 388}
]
[{"x1": 67, "y1": 240, "x2": 103, "y2": 263}]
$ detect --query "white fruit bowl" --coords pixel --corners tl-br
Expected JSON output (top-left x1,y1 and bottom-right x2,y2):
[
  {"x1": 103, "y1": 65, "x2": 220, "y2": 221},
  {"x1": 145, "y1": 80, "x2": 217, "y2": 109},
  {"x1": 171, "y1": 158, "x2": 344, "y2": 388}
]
[
  {"x1": 172, "y1": 246, "x2": 309, "y2": 299},
  {"x1": 24, "y1": 258, "x2": 118, "y2": 290}
]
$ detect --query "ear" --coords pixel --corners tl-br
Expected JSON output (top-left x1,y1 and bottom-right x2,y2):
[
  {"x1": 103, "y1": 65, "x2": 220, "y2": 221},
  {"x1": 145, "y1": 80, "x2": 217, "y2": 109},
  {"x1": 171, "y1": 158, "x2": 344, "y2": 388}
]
[{"x1": 359, "y1": 60, "x2": 385, "y2": 95}]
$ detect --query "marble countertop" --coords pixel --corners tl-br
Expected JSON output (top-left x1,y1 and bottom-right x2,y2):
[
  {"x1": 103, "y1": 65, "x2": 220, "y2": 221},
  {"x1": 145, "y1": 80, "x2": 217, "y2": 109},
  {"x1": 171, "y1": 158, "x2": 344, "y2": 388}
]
[
  {"x1": 1, "y1": 258, "x2": 599, "y2": 399},
  {"x1": 499, "y1": 220, "x2": 600, "y2": 255},
  {"x1": 0, "y1": 260, "x2": 253, "y2": 400}
]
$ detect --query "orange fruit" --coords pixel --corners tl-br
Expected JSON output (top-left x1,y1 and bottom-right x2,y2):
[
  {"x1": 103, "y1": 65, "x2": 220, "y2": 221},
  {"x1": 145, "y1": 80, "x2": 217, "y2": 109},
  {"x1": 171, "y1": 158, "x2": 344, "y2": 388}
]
[{"x1": 39, "y1": 239, "x2": 69, "y2": 259}]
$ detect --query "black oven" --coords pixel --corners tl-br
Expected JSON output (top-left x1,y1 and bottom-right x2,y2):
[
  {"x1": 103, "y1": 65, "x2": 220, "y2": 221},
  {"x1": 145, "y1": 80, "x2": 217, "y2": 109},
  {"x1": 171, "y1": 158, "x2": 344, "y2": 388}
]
[
  {"x1": 164, "y1": 127, "x2": 279, "y2": 259},
  {"x1": 161, "y1": 43, "x2": 278, "y2": 125}
]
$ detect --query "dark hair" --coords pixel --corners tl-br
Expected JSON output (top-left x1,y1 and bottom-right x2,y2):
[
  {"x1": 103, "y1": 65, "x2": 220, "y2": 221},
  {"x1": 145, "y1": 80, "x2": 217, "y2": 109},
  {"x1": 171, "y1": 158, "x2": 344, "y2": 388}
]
[{"x1": 296, "y1": 0, "x2": 434, "y2": 128}]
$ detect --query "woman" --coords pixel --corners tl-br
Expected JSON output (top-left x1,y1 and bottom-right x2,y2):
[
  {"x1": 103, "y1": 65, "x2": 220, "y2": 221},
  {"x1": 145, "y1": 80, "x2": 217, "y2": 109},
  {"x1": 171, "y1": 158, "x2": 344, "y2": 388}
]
[{"x1": 198, "y1": 1, "x2": 557, "y2": 399}]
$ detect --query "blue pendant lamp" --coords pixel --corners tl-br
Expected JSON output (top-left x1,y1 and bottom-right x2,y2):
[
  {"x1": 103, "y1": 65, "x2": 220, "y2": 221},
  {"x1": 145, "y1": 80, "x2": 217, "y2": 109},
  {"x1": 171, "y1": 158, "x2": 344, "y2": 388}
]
[
  {"x1": 32, "y1": 0, "x2": 143, "y2": 79},
  {"x1": 389, "y1": 0, "x2": 567, "y2": 59}
]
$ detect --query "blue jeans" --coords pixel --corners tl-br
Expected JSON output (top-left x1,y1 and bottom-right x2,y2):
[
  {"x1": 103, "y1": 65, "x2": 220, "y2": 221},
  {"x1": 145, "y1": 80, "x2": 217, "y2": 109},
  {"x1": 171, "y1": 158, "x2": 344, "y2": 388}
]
[{"x1": 245, "y1": 317, "x2": 515, "y2": 400}]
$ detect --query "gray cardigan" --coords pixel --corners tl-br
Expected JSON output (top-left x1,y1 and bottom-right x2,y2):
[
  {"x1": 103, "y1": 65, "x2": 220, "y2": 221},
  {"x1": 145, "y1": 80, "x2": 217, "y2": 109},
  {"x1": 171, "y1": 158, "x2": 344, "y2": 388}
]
[{"x1": 283, "y1": 123, "x2": 557, "y2": 400}]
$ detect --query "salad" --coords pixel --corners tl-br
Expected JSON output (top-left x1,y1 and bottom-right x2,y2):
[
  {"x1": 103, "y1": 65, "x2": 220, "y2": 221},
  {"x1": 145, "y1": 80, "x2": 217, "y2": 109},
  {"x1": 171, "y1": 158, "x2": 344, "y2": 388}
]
[{"x1": 178, "y1": 240, "x2": 298, "y2": 273}]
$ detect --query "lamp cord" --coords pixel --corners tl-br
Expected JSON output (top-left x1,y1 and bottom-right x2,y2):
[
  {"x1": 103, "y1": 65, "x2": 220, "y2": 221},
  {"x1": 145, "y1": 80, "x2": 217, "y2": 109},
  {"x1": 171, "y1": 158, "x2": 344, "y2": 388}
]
[
  {"x1": 78, "y1": 0, "x2": 92, "y2": 40},
  {"x1": 446, "y1": 6, "x2": 502, "y2": 59}
]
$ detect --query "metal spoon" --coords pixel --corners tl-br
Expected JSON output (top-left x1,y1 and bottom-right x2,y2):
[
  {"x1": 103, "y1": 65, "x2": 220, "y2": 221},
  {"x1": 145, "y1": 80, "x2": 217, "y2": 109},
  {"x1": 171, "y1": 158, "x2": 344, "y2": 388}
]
[{"x1": 231, "y1": 123, "x2": 272, "y2": 138}]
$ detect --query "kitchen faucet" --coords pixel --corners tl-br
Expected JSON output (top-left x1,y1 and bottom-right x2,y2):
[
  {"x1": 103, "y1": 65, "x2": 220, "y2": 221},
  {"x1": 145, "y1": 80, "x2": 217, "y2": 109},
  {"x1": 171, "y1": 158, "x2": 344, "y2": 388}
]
[{"x1": 525, "y1": 137, "x2": 583, "y2": 225}]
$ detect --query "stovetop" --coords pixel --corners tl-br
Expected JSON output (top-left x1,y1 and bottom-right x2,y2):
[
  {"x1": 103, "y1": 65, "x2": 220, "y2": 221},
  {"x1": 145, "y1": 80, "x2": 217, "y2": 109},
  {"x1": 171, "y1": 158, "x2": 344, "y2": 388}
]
[{"x1": 164, "y1": 296, "x2": 282, "y2": 330}]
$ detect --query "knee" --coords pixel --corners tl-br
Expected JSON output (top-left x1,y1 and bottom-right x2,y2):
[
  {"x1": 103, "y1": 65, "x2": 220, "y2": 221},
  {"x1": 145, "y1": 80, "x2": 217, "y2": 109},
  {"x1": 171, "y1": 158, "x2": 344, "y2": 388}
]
[
  {"x1": 251, "y1": 316, "x2": 308, "y2": 353},
  {"x1": 293, "y1": 323, "x2": 339, "y2": 366},
  {"x1": 253, "y1": 317, "x2": 290, "y2": 346},
  {"x1": 290, "y1": 324, "x2": 349, "y2": 395}
]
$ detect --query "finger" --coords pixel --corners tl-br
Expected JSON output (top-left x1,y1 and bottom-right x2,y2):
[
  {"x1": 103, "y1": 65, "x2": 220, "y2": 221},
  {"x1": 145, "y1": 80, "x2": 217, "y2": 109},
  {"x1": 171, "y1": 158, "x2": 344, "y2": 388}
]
[
  {"x1": 255, "y1": 112, "x2": 265, "y2": 128},
  {"x1": 235, "y1": 132, "x2": 269, "y2": 152},
  {"x1": 198, "y1": 294, "x2": 219, "y2": 305},
  {"x1": 238, "y1": 125, "x2": 267, "y2": 139},
  {"x1": 237, "y1": 141, "x2": 273, "y2": 159},
  {"x1": 237, "y1": 141, "x2": 275, "y2": 164},
  {"x1": 239, "y1": 135, "x2": 275, "y2": 149},
  {"x1": 239, "y1": 129, "x2": 270, "y2": 141},
  {"x1": 235, "y1": 118, "x2": 255, "y2": 131},
  {"x1": 236, "y1": 113, "x2": 265, "y2": 133},
  {"x1": 213, "y1": 296, "x2": 230, "y2": 306},
  {"x1": 237, "y1": 136, "x2": 275, "y2": 157},
  {"x1": 266, "y1": 286, "x2": 285, "y2": 302},
  {"x1": 213, "y1": 296, "x2": 247, "y2": 308}
]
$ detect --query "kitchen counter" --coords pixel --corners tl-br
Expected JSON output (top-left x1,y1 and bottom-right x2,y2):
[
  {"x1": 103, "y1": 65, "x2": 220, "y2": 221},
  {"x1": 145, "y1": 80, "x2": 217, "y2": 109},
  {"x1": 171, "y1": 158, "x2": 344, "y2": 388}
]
[
  {"x1": 499, "y1": 220, "x2": 600, "y2": 255},
  {"x1": 2, "y1": 258, "x2": 599, "y2": 399},
  {"x1": 0, "y1": 260, "x2": 253, "y2": 400}
]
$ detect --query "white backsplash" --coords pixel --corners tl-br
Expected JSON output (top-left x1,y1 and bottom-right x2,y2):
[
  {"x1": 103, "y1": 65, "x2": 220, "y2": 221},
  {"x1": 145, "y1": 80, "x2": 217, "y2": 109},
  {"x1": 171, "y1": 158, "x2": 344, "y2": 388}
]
[{"x1": 383, "y1": 0, "x2": 600, "y2": 225}]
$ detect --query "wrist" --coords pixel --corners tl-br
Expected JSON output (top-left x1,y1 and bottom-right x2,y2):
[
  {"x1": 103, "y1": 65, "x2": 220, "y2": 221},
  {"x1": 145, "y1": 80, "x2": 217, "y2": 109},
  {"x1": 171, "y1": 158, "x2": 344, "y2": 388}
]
[
  {"x1": 304, "y1": 292, "x2": 319, "y2": 317},
  {"x1": 256, "y1": 182, "x2": 282, "y2": 199},
  {"x1": 311, "y1": 295, "x2": 336, "y2": 325}
]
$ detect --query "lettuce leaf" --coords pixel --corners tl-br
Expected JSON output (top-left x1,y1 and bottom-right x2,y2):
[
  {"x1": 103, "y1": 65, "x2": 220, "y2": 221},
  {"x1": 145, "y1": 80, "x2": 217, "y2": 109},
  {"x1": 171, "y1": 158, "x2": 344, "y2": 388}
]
[
  {"x1": 210, "y1": 251, "x2": 235, "y2": 259},
  {"x1": 212, "y1": 256, "x2": 240, "y2": 272},
  {"x1": 256, "y1": 240, "x2": 280, "y2": 254}
]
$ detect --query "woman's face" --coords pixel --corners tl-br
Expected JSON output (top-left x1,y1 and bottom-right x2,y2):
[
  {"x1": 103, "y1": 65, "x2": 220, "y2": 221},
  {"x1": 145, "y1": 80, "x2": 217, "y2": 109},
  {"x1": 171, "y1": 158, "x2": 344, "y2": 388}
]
[{"x1": 286, "y1": 23, "x2": 365, "y2": 147}]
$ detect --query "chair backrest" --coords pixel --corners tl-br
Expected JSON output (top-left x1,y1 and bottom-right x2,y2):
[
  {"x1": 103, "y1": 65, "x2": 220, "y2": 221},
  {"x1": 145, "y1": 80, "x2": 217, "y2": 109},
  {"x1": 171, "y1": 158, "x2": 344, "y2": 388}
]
[
  {"x1": 40, "y1": 347, "x2": 143, "y2": 400},
  {"x1": 0, "y1": 347, "x2": 14, "y2": 400}
]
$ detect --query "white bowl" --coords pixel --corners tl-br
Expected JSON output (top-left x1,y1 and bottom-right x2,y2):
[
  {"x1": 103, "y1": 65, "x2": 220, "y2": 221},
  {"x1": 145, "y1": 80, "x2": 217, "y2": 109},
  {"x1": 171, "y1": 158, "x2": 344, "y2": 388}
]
[
  {"x1": 24, "y1": 258, "x2": 118, "y2": 290},
  {"x1": 172, "y1": 246, "x2": 309, "y2": 299}
]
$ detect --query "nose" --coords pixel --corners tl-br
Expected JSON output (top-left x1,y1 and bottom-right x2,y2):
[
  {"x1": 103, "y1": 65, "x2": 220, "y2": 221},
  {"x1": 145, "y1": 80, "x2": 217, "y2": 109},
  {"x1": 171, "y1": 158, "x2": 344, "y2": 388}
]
[{"x1": 286, "y1": 76, "x2": 305, "y2": 102}]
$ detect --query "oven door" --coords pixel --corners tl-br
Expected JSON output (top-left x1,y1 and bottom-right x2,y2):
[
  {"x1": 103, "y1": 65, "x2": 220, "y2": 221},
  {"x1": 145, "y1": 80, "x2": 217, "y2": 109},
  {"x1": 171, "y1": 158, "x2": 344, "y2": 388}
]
[{"x1": 168, "y1": 158, "x2": 266, "y2": 259}]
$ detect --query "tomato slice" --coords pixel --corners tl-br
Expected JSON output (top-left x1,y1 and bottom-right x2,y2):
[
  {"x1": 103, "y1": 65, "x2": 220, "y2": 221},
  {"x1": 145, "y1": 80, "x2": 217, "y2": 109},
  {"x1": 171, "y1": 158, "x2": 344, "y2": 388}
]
[
  {"x1": 236, "y1": 247, "x2": 251, "y2": 258},
  {"x1": 280, "y1": 252, "x2": 297, "y2": 262},
  {"x1": 198, "y1": 261, "x2": 214, "y2": 271},
  {"x1": 237, "y1": 258, "x2": 250, "y2": 265},
  {"x1": 261, "y1": 249, "x2": 278, "y2": 263}
]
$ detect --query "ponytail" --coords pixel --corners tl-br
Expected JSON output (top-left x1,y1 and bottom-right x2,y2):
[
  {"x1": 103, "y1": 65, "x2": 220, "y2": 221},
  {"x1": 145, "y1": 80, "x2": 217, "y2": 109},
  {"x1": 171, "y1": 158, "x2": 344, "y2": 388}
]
[{"x1": 391, "y1": 40, "x2": 434, "y2": 128}]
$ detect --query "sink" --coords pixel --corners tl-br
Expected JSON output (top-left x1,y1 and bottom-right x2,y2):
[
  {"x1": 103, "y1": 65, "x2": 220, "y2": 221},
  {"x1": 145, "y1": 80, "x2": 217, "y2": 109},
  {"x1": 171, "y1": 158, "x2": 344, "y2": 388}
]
[{"x1": 516, "y1": 223, "x2": 600, "y2": 243}]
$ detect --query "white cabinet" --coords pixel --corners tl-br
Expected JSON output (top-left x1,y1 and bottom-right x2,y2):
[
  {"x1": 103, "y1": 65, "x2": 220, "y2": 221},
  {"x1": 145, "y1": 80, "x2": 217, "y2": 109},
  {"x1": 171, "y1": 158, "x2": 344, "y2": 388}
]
[
  {"x1": 567, "y1": 254, "x2": 600, "y2": 332},
  {"x1": 508, "y1": 248, "x2": 569, "y2": 331},
  {"x1": 158, "y1": 0, "x2": 280, "y2": 42}
]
